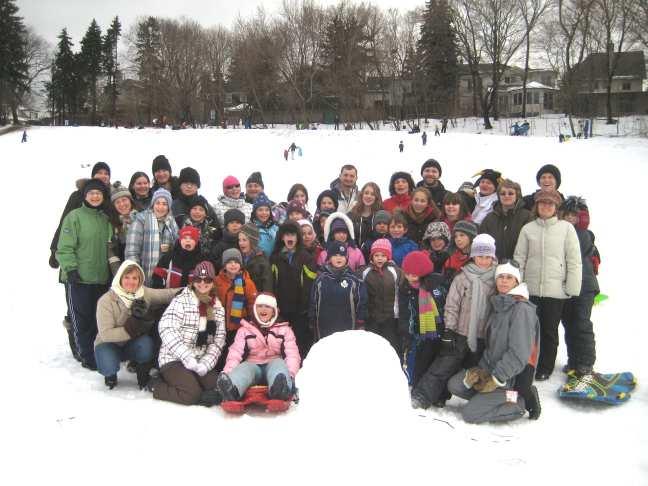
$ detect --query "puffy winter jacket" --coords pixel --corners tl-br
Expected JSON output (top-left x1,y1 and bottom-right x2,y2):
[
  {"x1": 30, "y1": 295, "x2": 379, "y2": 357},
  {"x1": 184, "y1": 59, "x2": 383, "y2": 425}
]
[
  {"x1": 360, "y1": 262, "x2": 403, "y2": 323},
  {"x1": 317, "y1": 212, "x2": 366, "y2": 270},
  {"x1": 479, "y1": 200, "x2": 534, "y2": 260},
  {"x1": 383, "y1": 193, "x2": 411, "y2": 213},
  {"x1": 158, "y1": 287, "x2": 226, "y2": 369},
  {"x1": 389, "y1": 236, "x2": 419, "y2": 267},
  {"x1": 255, "y1": 221, "x2": 279, "y2": 258},
  {"x1": 514, "y1": 216, "x2": 582, "y2": 299},
  {"x1": 223, "y1": 319, "x2": 301, "y2": 377},
  {"x1": 212, "y1": 195, "x2": 253, "y2": 226}
]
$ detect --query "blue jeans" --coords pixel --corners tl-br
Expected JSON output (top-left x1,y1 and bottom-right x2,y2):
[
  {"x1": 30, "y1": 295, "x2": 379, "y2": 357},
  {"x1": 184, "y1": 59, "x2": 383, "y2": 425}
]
[
  {"x1": 227, "y1": 358, "x2": 292, "y2": 396},
  {"x1": 94, "y1": 335, "x2": 154, "y2": 377}
]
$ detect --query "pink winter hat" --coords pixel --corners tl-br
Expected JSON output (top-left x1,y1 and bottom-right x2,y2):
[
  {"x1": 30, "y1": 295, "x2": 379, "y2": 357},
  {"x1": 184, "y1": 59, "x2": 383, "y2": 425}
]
[
  {"x1": 370, "y1": 238, "x2": 392, "y2": 261},
  {"x1": 223, "y1": 175, "x2": 240, "y2": 191}
]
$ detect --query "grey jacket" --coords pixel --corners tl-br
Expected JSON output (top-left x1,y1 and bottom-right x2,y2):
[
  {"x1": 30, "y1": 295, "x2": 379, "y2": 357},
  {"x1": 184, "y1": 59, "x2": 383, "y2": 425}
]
[
  {"x1": 444, "y1": 266, "x2": 496, "y2": 339},
  {"x1": 514, "y1": 216, "x2": 582, "y2": 299},
  {"x1": 479, "y1": 285, "x2": 540, "y2": 386}
]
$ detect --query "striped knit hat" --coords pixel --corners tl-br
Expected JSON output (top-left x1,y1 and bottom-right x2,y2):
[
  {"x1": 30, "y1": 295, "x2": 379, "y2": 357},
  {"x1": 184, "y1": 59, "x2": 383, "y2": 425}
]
[{"x1": 193, "y1": 261, "x2": 215, "y2": 280}]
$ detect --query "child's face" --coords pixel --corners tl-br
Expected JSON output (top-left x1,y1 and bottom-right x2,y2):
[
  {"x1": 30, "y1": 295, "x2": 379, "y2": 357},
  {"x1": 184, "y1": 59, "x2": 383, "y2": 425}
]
[
  {"x1": 255, "y1": 303, "x2": 275, "y2": 323},
  {"x1": 405, "y1": 273, "x2": 420, "y2": 285},
  {"x1": 375, "y1": 222, "x2": 388, "y2": 234},
  {"x1": 320, "y1": 197, "x2": 335, "y2": 211},
  {"x1": 393, "y1": 178, "x2": 410, "y2": 195},
  {"x1": 180, "y1": 235, "x2": 197, "y2": 251},
  {"x1": 329, "y1": 255, "x2": 347, "y2": 268},
  {"x1": 430, "y1": 237, "x2": 446, "y2": 251},
  {"x1": 372, "y1": 252, "x2": 388, "y2": 268},
  {"x1": 474, "y1": 255, "x2": 494, "y2": 269},
  {"x1": 283, "y1": 232, "x2": 297, "y2": 250},
  {"x1": 288, "y1": 211, "x2": 302, "y2": 222},
  {"x1": 190, "y1": 206, "x2": 206, "y2": 223},
  {"x1": 238, "y1": 233, "x2": 251, "y2": 253},
  {"x1": 301, "y1": 225, "x2": 316, "y2": 247},
  {"x1": 333, "y1": 230, "x2": 348, "y2": 242},
  {"x1": 227, "y1": 221, "x2": 242, "y2": 234},
  {"x1": 389, "y1": 222, "x2": 406, "y2": 239},
  {"x1": 454, "y1": 232, "x2": 470, "y2": 251},
  {"x1": 293, "y1": 190, "x2": 307, "y2": 206},
  {"x1": 496, "y1": 274, "x2": 517, "y2": 294},
  {"x1": 411, "y1": 193, "x2": 429, "y2": 214},
  {"x1": 255, "y1": 206, "x2": 271, "y2": 223},
  {"x1": 563, "y1": 211, "x2": 578, "y2": 225},
  {"x1": 225, "y1": 261, "x2": 241, "y2": 275},
  {"x1": 444, "y1": 202, "x2": 460, "y2": 219},
  {"x1": 362, "y1": 187, "x2": 376, "y2": 207}
]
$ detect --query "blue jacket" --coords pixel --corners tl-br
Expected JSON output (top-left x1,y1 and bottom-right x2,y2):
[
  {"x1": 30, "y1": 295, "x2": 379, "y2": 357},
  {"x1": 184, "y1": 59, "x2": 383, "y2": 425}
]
[
  {"x1": 389, "y1": 236, "x2": 419, "y2": 266},
  {"x1": 309, "y1": 265, "x2": 367, "y2": 340},
  {"x1": 255, "y1": 221, "x2": 278, "y2": 258}
]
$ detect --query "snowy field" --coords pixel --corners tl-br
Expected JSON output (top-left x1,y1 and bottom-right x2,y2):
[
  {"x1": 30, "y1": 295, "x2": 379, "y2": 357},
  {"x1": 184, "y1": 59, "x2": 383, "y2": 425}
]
[{"x1": 1, "y1": 126, "x2": 647, "y2": 485}]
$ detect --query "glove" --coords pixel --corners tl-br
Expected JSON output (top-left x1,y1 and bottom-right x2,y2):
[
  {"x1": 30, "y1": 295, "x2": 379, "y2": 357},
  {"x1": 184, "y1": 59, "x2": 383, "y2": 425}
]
[
  {"x1": 49, "y1": 251, "x2": 59, "y2": 269},
  {"x1": 131, "y1": 299, "x2": 149, "y2": 319},
  {"x1": 464, "y1": 367, "x2": 482, "y2": 388},
  {"x1": 206, "y1": 320, "x2": 216, "y2": 335},
  {"x1": 473, "y1": 371, "x2": 499, "y2": 393},
  {"x1": 440, "y1": 329, "x2": 455, "y2": 354},
  {"x1": 66, "y1": 269, "x2": 81, "y2": 284},
  {"x1": 194, "y1": 362, "x2": 209, "y2": 377},
  {"x1": 184, "y1": 356, "x2": 199, "y2": 372},
  {"x1": 123, "y1": 316, "x2": 149, "y2": 338}
]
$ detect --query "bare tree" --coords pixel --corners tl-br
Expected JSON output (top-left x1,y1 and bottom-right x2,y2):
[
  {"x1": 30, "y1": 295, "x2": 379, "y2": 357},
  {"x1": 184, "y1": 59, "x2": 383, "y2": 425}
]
[
  {"x1": 202, "y1": 26, "x2": 231, "y2": 125},
  {"x1": 11, "y1": 27, "x2": 51, "y2": 120},
  {"x1": 518, "y1": 0, "x2": 549, "y2": 117},
  {"x1": 632, "y1": 0, "x2": 648, "y2": 48}
]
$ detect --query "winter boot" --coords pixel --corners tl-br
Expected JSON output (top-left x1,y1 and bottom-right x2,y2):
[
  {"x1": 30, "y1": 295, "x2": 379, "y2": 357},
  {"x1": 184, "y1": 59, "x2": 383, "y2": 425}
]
[
  {"x1": 105, "y1": 375, "x2": 118, "y2": 390},
  {"x1": 198, "y1": 389, "x2": 223, "y2": 407},
  {"x1": 526, "y1": 385, "x2": 541, "y2": 420},
  {"x1": 145, "y1": 375, "x2": 162, "y2": 393},
  {"x1": 216, "y1": 373, "x2": 240, "y2": 401},
  {"x1": 136, "y1": 362, "x2": 153, "y2": 390},
  {"x1": 268, "y1": 374, "x2": 291, "y2": 401}
]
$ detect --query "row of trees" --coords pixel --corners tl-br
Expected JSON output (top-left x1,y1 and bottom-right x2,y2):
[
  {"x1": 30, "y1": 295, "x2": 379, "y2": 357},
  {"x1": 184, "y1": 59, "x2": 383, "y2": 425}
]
[{"x1": 3, "y1": 0, "x2": 648, "y2": 130}]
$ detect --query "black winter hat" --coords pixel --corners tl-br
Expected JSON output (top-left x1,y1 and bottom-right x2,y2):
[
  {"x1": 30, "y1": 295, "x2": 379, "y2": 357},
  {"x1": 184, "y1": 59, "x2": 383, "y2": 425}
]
[
  {"x1": 560, "y1": 195, "x2": 587, "y2": 213},
  {"x1": 91, "y1": 162, "x2": 111, "y2": 177},
  {"x1": 152, "y1": 155, "x2": 171, "y2": 174},
  {"x1": 536, "y1": 164, "x2": 561, "y2": 189},
  {"x1": 178, "y1": 167, "x2": 201, "y2": 188},
  {"x1": 224, "y1": 208, "x2": 245, "y2": 226},
  {"x1": 453, "y1": 220, "x2": 479, "y2": 241},
  {"x1": 388, "y1": 171, "x2": 415, "y2": 196},
  {"x1": 188, "y1": 195, "x2": 210, "y2": 212},
  {"x1": 83, "y1": 178, "x2": 109, "y2": 200},
  {"x1": 246, "y1": 171, "x2": 264, "y2": 188},
  {"x1": 316, "y1": 190, "x2": 339, "y2": 211},
  {"x1": 273, "y1": 221, "x2": 303, "y2": 254},
  {"x1": 474, "y1": 169, "x2": 502, "y2": 189},
  {"x1": 420, "y1": 159, "x2": 442, "y2": 177}
]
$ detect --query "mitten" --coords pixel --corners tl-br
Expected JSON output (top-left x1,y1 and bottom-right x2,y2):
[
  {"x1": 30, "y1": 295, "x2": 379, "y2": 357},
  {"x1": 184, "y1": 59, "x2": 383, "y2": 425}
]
[
  {"x1": 49, "y1": 251, "x2": 60, "y2": 269},
  {"x1": 464, "y1": 367, "x2": 482, "y2": 388},
  {"x1": 131, "y1": 299, "x2": 149, "y2": 319},
  {"x1": 66, "y1": 269, "x2": 81, "y2": 284},
  {"x1": 473, "y1": 372, "x2": 499, "y2": 393}
]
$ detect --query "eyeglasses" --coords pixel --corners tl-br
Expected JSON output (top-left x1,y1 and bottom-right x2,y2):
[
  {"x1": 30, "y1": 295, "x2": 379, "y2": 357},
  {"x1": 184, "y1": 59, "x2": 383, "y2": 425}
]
[
  {"x1": 194, "y1": 277, "x2": 213, "y2": 284},
  {"x1": 499, "y1": 191, "x2": 516, "y2": 196},
  {"x1": 499, "y1": 258, "x2": 520, "y2": 268},
  {"x1": 225, "y1": 184, "x2": 240, "y2": 190}
]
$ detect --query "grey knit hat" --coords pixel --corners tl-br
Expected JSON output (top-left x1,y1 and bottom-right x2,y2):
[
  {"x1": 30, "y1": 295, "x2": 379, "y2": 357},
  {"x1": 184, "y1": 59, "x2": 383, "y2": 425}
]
[
  {"x1": 240, "y1": 223, "x2": 260, "y2": 248},
  {"x1": 373, "y1": 210, "x2": 391, "y2": 228},
  {"x1": 110, "y1": 184, "x2": 132, "y2": 204},
  {"x1": 222, "y1": 248, "x2": 243, "y2": 266},
  {"x1": 453, "y1": 220, "x2": 478, "y2": 241}
]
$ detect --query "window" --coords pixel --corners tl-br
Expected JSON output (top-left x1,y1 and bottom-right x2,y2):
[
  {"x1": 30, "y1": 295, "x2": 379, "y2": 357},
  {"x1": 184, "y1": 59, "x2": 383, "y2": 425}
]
[
  {"x1": 526, "y1": 91, "x2": 532, "y2": 103},
  {"x1": 533, "y1": 92, "x2": 540, "y2": 104},
  {"x1": 504, "y1": 76, "x2": 511, "y2": 84},
  {"x1": 622, "y1": 82, "x2": 631, "y2": 91}
]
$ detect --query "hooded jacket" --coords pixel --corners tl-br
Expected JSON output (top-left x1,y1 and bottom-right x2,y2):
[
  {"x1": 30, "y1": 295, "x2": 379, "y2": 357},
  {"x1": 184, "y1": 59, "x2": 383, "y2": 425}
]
[{"x1": 317, "y1": 212, "x2": 366, "y2": 270}]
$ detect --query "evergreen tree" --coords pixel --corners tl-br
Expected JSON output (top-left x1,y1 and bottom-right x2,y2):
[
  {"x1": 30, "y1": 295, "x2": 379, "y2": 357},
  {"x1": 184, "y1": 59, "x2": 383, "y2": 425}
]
[
  {"x1": 416, "y1": 0, "x2": 458, "y2": 116},
  {"x1": 103, "y1": 16, "x2": 121, "y2": 122},
  {"x1": 80, "y1": 19, "x2": 103, "y2": 124},
  {"x1": 134, "y1": 17, "x2": 163, "y2": 124},
  {"x1": 48, "y1": 29, "x2": 76, "y2": 124},
  {"x1": 0, "y1": 0, "x2": 28, "y2": 124}
]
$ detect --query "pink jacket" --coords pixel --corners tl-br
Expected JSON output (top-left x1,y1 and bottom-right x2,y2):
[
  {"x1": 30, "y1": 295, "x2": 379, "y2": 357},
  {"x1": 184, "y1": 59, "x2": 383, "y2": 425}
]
[
  {"x1": 317, "y1": 246, "x2": 366, "y2": 271},
  {"x1": 223, "y1": 319, "x2": 301, "y2": 377}
]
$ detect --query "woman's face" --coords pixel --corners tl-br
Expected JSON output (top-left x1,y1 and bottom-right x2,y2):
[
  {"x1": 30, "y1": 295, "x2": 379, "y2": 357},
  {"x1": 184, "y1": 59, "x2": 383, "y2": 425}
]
[
  {"x1": 114, "y1": 196, "x2": 132, "y2": 215},
  {"x1": 496, "y1": 274, "x2": 517, "y2": 294},
  {"x1": 292, "y1": 190, "x2": 307, "y2": 206},
  {"x1": 499, "y1": 187, "x2": 517, "y2": 209},
  {"x1": 193, "y1": 278, "x2": 213, "y2": 294},
  {"x1": 121, "y1": 269, "x2": 141, "y2": 293},
  {"x1": 411, "y1": 192, "x2": 429, "y2": 214},
  {"x1": 301, "y1": 225, "x2": 316, "y2": 247},
  {"x1": 238, "y1": 233, "x2": 251, "y2": 254},
  {"x1": 394, "y1": 178, "x2": 409, "y2": 196},
  {"x1": 225, "y1": 183, "x2": 241, "y2": 199},
  {"x1": 444, "y1": 202, "x2": 460, "y2": 220},
  {"x1": 537, "y1": 201, "x2": 556, "y2": 219},
  {"x1": 190, "y1": 205, "x2": 206, "y2": 223},
  {"x1": 362, "y1": 187, "x2": 376, "y2": 207},
  {"x1": 85, "y1": 189, "x2": 104, "y2": 207},
  {"x1": 320, "y1": 197, "x2": 335, "y2": 211},
  {"x1": 133, "y1": 176, "x2": 150, "y2": 197},
  {"x1": 153, "y1": 198, "x2": 169, "y2": 218},
  {"x1": 255, "y1": 206, "x2": 271, "y2": 223}
]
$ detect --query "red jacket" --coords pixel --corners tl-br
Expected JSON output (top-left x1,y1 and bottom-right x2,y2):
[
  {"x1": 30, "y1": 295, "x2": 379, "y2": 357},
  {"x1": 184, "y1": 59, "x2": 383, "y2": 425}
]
[
  {"x1": 443, "y1": 249, "x2": 470, "y2": 275},
  {"x1": 223, "y1": 319, "x2": 301, "y2": 377},
  {"x1": 383, "y1": 193, "x2": 411, "y2": 213}
]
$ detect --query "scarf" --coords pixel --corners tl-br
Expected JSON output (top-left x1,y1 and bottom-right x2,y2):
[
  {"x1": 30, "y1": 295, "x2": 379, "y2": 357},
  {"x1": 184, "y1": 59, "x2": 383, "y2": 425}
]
[
  {"x1": 418, "y1": 286, "x2": 441, "y2": 339},
  {"x1": 195, "y1": 290, "x2": 216, "y2": 346},
  {"x1": 112, "y1": 284, "x2": 144, "y2": 309},
  {"x1": 462, "y1": 263, "x2": 496, "y2": 352},
  {"x1": 229, "y1": 273, "x2": 246, "y2": 326}
]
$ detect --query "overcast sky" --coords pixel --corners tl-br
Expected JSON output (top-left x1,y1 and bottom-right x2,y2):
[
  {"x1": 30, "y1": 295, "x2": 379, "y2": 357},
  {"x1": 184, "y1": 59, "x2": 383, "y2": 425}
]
[{"x1": 16, "y1": 0, "x2": 424, "y2": 47}]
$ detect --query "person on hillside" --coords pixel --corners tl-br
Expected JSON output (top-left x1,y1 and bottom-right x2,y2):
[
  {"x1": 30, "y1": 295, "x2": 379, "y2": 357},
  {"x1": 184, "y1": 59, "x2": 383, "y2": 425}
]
[
  {"x1": 316, "y1": 212, "x2": 366, "y2": 271},
  {"x1": 151, "y1": 226, "x2": 204, "y2": 289},
  {"x1": 444, "y1": 220, "x2": 479, "y2": 283},
  {"x1": 416, "y1": 159, "x2": 449, "y2": 211},
  {"x1": 472, "y1": 169, "x2": 502, "y2": 225},
  {"x1": 329, "y1": 164, "x2": 359, "y2": 213},
  {"x1": 238, "y1": 223, "x2": 273, "y2": 293},
  {"x1": 383, "y1": 171, "x2": 415, "y2": 213},
  {"x1": 522, "y1": 164, "x2": 565, "y2": 211},
  {"x1": 398, "y1": 140, "x2": 404, "y2": 152},
  {"x1": 348, "y1": 182, "x2": 383, "y2": 250},
  {"x1": 422, "y1": 131, "x2": 427, "y2": 146},
  {"x1": 251, "y1": 194, "x2": 279, "y2": 258},
  {"x1": 151, "y1": 261, "x2": 226, "y2": 406},
  {"x1": 402, "y1": 187, "x2": 441, "y2": 245},
  {"x1": 446, "y1": 261, "x2": 541, "y2": 423},
  {"x1": 128, "y1": 171, "x2": 152, "y2": 211},
  {"x1": 212, "y1": 175, "x2": 253, "y2": 227},
  {"x1": 107, "y1": 184, "x2": 138, "y2": 275},
  {"x1": 151, "y1": 155, "x2": 180, "y2": 199}
]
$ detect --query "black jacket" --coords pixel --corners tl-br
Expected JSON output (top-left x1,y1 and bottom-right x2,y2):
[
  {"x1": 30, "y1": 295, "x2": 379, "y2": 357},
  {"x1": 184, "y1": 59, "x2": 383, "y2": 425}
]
[
  {"x1": 479, "y1": 200, "x2": 534, "y2": 261},
  {"x1": 416, "y1": 180, "x2": 449, "y2": 210}
]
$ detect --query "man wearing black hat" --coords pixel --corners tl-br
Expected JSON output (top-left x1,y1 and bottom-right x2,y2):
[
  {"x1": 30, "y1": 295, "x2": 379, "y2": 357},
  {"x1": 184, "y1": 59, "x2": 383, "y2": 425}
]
[
  {"x1": 416, "y1": 159, "x2": 449, "y2": 210},
  {"x1": 151, "y1": 154, "x2": 180, "y2": 199},
  {"x1": 171, "y1": 167, "x2": 219, "y2": 227},
  {"x1": 522, "y1": 164, "x2": 565, "y2": 211},
  {"x1": 244, "y1": 171, "x2": 275, "y2": 206}
]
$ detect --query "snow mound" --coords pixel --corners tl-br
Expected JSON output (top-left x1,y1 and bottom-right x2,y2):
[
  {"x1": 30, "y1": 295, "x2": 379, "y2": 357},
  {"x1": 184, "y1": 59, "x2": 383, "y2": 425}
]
[{"x1": 297, "y1": 330, "x2": 411, "y2": 418}]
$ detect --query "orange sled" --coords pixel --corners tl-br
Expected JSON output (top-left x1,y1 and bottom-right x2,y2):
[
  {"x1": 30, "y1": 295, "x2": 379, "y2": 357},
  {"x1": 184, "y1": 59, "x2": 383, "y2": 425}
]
[{"x1": 221, "y1": 385, "x2": 293, "y2": 414}]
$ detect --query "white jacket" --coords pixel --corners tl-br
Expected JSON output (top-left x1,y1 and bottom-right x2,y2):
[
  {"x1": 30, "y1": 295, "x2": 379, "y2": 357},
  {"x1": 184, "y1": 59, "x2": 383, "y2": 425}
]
[
  {"x1": 471, "y1": 192, "x2": 499, "y2": 225},
  {"x1": 211, "y1": 195, "x2": 253, "y2": 227},
  {"x1": 514, "y1": 216, "x2": 582, "y2": 299}
]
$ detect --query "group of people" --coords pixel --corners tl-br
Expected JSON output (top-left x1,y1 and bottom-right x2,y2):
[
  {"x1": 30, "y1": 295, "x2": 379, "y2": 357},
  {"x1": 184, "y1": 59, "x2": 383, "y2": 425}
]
[{"x1": 49, "y1": 155, "x2": 599, "y2": 423}]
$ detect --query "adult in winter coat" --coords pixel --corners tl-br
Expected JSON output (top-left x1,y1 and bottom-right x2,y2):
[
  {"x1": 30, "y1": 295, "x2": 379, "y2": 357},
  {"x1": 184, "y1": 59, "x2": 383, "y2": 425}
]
[
  {"x1": 151, "y1": 155, "x2": 180, "y2": 199},
  {"x1": 128, "y1": 171, "x2": 152, "y2": 211},
  {"x1": 402, "y1": 187, "x2": 441, "y2": 245},
  {"x1": 217, "y1": 293, "x2": 300, "y2": 401},
  {"x1": 383, "y1": 171, "x2": 415, "y2": 213},
  {"x1": 125, "y1": 188, "x2": 179, "y2": 286},
  {"x1": 152, "y1": 226, "x2": 205, "y2": 289},
  {"x1": 440, "y1": 192, "x2": 473, "y2": 233},
  {"x1": 471, "y1": 169, "x2": 502, "y2": 225},
  {"x1": 479, "y1": 179, "x2": 534, "y2": 261},
  {"x1": 171, "y1": 167, "x2": 218, "y2": 227},
  {"x1": 348, "y1": 182, "x2": 383, "y2": 249},
  {"x1": 416, "y1": 159, "x2": 449, "y2": 210},
  {"x1": 239, "y1": 223, "x2": 273, "y2": 293},
  {"x1": 152, "y1": 261, "x2": 226, "y2": 406},
  {"x1": 329, "y1": 164, "x2": 359, "y2": 213},
  {"x1": 212, "y1": 175, "x2": 253, "y2": 227},
  {"x1": 107, "y1": 184, "x2": 137, "y2": 275},
  {"x1": 514, "y1": 190, "x2": 582, "y2": 380},
  {"x1": 251, "y1": 194, "x2": 279, "y2": 258},
  {"x1": 447, "y1": 261, "x2": 541, "y2": 423},
  {"x1": 316, "y1": 211, "x2": 366, "y2": 271},
  {"x1": 522, "y1": 164, "x2": 565, "y2": 211},
  {"x1": 95, "y1": 260, "x2": 178, "y2": 389},
  {"x1": 56, "y1": 178, "x2": 113, "y2": 370}
]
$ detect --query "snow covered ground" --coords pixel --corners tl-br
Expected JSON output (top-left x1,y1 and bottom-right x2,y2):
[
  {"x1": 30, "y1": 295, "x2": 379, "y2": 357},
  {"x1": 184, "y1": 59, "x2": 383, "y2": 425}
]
[{"x1": 1, "y1": 125, "x2": 647, "y2": 485}]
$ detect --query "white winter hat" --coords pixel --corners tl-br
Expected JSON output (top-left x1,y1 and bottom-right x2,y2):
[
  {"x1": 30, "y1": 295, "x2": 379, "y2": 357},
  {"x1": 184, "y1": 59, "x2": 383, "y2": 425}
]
[
  {"x1": 470, "y1": 233, "x2": 497, "y2": 259},
  {"x1": 253, "y1": 292, "x2": 279, "y2": 328},
  {"x1": 495, "y1": 261, "x2": 521, "y2": 284}
]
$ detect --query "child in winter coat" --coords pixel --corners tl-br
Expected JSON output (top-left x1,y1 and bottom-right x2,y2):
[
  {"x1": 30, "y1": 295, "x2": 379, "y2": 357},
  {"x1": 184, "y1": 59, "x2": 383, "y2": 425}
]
[
  {"x1": 310, "y1": 241, "x2": 368, "y2": 341},
  {"x1": 238, "y1": 223, "x2": 273, "y2": 293},
  {"x1": 360, "y1": 239, "x2": 403, "y2": 355},
  {"x1": 444, "y1": 220, "x2": 478, "y2": 282},
  {"x1": 216, "y1": 292, "x2": 301, "y2": 401},
  {"x1": 251, "y1": 195, "x2": 279, "y2": 258},
  {"x1": 422, "y1": 221, "x2": 451, "y2": 272},
  {"x1": 399, "y1": 251, "x2": 447, "y2": 387},
  {"x1": 313, "y1": 190, "x2": 339, "y2": 241},
  {"x1": 152, "y1": 226, "x2": 205, "y2": 289},
  {"x1": 403, "y1": 187, "x2": 441, "y2": 245},
  {"x1": 360, "y1": 209, "x2": 391, "y2": 262},
  {"x1": 299, "y1": 219, "x2": 323, "y2": 263},
  {"x1": 446, "y1": 261, "x2": 541, "y2": 423},
  {"x1": 285, "y1": 199, "x2": 310, "y2": 223},
  {"x1": 211, "y1": 208, "x2": 246, "y2": 269},
  {"x1": 153, "y1": 261, "x2": 226, "y2": 406},
  {"x1": 316, "y1": 212, "x2": 366, "y2": 271},
  {"x1": 388, "y1": 212, "x2": 419, "y2": 266},
  {"x1": 383, "y1": 171, "x2": 415, "y2": 213},
  {"x1": 411, "y1": 234, "x2": 497, "y2": 409},
  {"x1": 181, "y1": 195, "x2": 222, "y2": 258}
]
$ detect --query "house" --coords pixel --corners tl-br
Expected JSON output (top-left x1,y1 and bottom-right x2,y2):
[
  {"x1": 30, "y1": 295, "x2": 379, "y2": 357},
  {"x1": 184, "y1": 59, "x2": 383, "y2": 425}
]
[{"x1": 363, "y1": 77, "x2": 413, "y2": 111}]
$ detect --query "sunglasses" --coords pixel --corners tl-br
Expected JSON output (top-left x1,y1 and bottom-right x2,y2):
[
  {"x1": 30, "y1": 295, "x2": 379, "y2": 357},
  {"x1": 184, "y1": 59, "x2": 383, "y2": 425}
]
[
  {"x1": 225, "y1": 184, "x2": 240, "y2": 190},
  {"x1": 499, "y1": 191, "x2": 516, "y2": 196},
  {"x1": 499, "y1": 258, "x2": 520, "y2": 268},
  {"x1": 194, "y1": 277, "x2": 213, "y2": 284}
]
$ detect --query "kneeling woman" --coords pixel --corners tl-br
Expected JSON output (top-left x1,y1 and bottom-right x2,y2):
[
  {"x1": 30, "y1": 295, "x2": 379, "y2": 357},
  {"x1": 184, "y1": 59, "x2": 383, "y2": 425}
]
[
  {"x1": 447, "y1": 261, "x2": 541, "y2": 423},
  {"x1": 152, "y1": 261, "x2": 226, "y2": 406},
  {"x1": 95, "y1": 261, "x2": 179, "y2": 389},
  {"x1": 217, "y1": 293, "x2": 301, "y2": 401}
]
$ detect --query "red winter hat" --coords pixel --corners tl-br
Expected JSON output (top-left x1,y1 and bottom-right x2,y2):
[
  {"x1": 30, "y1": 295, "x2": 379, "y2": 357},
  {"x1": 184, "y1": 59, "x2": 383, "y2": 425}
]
[
  {"x1": 192, "y1": 261, "x2": 215, "y2": 280},
  {"x1": 223, "y1": 175, "x2": 240, "y2": 191},
  {"x1": 370, "y1": 238, "x2": 392, "y2": 261},
  {"x1": 402, "y1": 250, "x2": 434, "y2": 277},
  {"x1": 179, "y1": 225, "x2": 201, "y2": 244}
]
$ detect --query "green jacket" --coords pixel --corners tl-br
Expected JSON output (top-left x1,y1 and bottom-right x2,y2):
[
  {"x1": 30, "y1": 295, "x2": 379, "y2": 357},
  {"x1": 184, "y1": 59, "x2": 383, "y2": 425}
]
[{"x1": 56, "y1": 205, "x2": 113, "y2": 284}]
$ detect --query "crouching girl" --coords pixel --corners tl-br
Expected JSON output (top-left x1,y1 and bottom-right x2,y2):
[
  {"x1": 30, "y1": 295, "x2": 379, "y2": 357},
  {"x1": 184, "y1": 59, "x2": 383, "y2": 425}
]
[
  {"x1": 216, "y1": 293, "x2": 301, "y2": 401},
  {"x1": 446, "y1": 261, "x2": 541, "y2": 423}
]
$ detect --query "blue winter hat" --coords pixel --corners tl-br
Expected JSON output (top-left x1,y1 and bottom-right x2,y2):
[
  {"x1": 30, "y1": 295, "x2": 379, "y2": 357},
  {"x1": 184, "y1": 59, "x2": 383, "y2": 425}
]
[
  {"x1": 253, "y1": 193, "x2": 272, "y2": 211},
  {"x1": 326, "y1": 241, "x2": 348, "y2": 260},
  {"x1": 151, "y1": 188, "x2": 172, "y2": 209}
]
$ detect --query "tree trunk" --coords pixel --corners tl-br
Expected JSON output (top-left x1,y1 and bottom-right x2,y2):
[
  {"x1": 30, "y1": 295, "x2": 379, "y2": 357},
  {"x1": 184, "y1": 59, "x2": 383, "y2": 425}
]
[
  {"x1": 605, "y1": 76, "x2": 614, "y2": 124},
  {"x1": 522, "y1": 33, "x2": 531, "y2": 118}
]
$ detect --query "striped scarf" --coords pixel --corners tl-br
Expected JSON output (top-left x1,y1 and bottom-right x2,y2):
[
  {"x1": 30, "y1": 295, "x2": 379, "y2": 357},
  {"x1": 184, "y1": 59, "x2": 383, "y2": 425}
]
[
  {"x1": 230, "y1": 274, "x2": 246, "y2": 325},
  {"x1": 418, "y1": 287, "x2": 441, "y2": 338}
]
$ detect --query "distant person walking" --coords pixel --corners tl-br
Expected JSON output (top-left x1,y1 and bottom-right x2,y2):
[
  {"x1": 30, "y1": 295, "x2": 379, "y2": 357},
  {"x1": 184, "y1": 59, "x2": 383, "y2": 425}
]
[
  {"x1": 289, "y1": 142, "x2": 297, "y2": 160},
  {"x1": 21, "y1": 130, "x2": 27, "y2": 143},
  {"x1": 435, "y1": 125, "x2": 441, "y2": 136},
  {"x1": 422, "y1": 131, "x2": 427, "y2": 146},
  {"x1": 399, "y1": 141, "x2": 404, "y2": 153}
]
